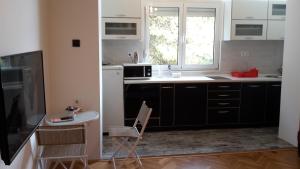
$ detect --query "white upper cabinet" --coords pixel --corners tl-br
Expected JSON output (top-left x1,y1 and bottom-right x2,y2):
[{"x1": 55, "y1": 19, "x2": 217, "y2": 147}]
[
  {"x1": 102, "y1": 0, "x2": 141, "y2": 18},
  {"x1": 224, "y1": 0, "x2": 286, "y2": 40},
  {"x1": 102, "y1": 18, "x2": 141, "y2": 40},
  {"x1": 232, "y1": 0, "x2": 269, "y2": 20},
  {"x1": 231, "y1": 20, "x2": 267, "y2": 40},
  {"x1": 267, "y1": 20, "x2": 285, "y2": 40},
  {"x1": 268, "y1": 0, "x2": 286, "y2": 20}
]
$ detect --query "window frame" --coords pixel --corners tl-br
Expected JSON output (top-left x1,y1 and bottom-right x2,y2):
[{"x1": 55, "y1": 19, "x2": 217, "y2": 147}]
[
  {"x1": 145, "y1": 2, "x2": 183, "y2": 71},
  {"x1": 145, "y1": 1, "x2": 223, "y2": 71}
]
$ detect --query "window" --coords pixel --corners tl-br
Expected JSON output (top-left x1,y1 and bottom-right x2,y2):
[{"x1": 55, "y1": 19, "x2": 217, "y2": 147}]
[
  {"x1": 148, "y1": 7, "x2": 179, "y2": 65},
  {"x1": 145, "y1": 2, "x2": 222, "y2": 70}
]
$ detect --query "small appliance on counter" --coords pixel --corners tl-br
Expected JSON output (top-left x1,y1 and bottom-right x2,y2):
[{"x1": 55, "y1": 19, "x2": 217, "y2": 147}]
[{"x1": 123, "y1": 63, "x2": 152, "y2": 80}]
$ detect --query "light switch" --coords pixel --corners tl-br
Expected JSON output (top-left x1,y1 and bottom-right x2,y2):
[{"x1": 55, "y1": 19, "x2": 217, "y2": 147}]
[{"x1": 72, "y1": 39, "x2": 80, "y2": 47}]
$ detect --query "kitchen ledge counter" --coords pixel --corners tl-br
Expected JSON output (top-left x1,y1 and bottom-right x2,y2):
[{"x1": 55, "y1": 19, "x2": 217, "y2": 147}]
[{"x1": 124, "y1": 74, "x2": 282, "y2": 84}]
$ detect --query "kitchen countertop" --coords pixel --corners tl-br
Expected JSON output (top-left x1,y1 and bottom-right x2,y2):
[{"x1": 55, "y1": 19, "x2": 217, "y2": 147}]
[{"x1": 124, "y1": 74, "x2": 282, "y2": 84}]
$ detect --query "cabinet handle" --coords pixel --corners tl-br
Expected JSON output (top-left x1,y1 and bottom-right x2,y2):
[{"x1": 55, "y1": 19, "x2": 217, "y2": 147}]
[
  {"x1": 115, "y1": 14, "x2": 126, "y2": 17},
  {"x1": 245, "y1": 16, "x2": 254, "y2": 19},
  {"x1": 218, "y1": 110, "x2": 230, "y2": 114},
  {"x1": 161, "y1": 86, "x2": 173, "y2": 89},
  {"x1": 271, "y1": 84, "x2": 281, "y2": 87},
  {"x1": 244, "y1": 37, "x2": 254, "y2": 40},
  {"x1": 248, "y1": 85, "x2": 261, "y2": 88},
  {"x1": 218, "y1": 94, "x2": 229, "y2": 97},
  {"x1": 118, "y1": 36, "x2": 127, "y2": 39},
  {"x1": 218, "y1": 102, "x2": 230, "y2": 106},
  {"x1": 218, "y1": 86, "x2": 230, "y2": 88},
  {"x1": 185, "y1": 86, "x2": 197, "y2": 89}
]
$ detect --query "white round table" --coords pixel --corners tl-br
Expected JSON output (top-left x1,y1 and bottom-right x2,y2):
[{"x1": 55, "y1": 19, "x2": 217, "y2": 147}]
[{"x1": 45, "y1": 111, "x2": 99, "y2": 126}]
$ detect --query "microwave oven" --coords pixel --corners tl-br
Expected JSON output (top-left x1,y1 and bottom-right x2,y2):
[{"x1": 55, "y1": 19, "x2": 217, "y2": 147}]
[{"x1": 123, "y1": 64, "x2": 152, "y2": 80}]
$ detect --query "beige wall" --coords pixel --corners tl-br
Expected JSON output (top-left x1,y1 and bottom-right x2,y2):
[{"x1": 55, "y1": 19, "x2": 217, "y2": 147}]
[
  {"x1": 47, "y1": 0, "x2": 100, "y2": 159},
  {"x1": 0, "y1": 0, "x2": 101, "y2": 167},
  {"x1": 0, "y1": 0, "x2": 47, "y2": 168}
]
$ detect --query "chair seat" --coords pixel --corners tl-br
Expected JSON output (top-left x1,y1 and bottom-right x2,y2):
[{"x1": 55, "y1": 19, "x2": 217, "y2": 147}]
[
  {"x1": 39, "y1": 144, "x2": 86, "y2": 160},
  {"x1": 109, "y1": 126, "x2": 140, "y2": 138}
]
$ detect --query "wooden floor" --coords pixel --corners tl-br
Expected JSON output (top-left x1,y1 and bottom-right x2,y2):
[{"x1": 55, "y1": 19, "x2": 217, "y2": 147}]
[{"x1": 62, "y1": 149, "x2": 300, "y2": 169}]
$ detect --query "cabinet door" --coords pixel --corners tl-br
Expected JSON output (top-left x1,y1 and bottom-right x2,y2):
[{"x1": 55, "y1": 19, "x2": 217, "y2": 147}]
[
  {"x1": 268, "y1": 0, "x2": 286, "y2": 20},
  {"x1": 103, "y1": 68, "x2": 124, "y2": 132},
  {"x1": 102, "y1": 18, "x2": 141, "y2": 40},
  {"x1": 266, "y1": 82, "x2": 281, "y2": 125},
  {"x1": 232, "y1": 0, "x2": 268, "y2": 20},
  {"x1": 267, "y1": 20, "x2": 285, "y2": 40},
  {"x1": 102, "y1": 0, "x2": 141, "y2": 18},
  {"x1": 175, "y1": 84, "x2": 207, "y2": 126},
  {"x1": 240, "y1": 83, "x2": 266, "y2": 124},
  {"x1": 160, "y1": 84, "x2": 174, "y2": 126},
  {"x1": 124, "y1": 84, "x2": 160, "y2": 126},
  {"x1": 231, "y1": 20, "x2": 267, "y2": 40}
]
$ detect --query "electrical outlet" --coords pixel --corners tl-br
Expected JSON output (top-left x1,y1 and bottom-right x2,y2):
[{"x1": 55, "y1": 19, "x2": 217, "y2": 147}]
[
  {"x1": 128, "y1": 52, "x2": 132, "y2": 57},
  {"x1": 72, "y1": 39, "x2": 80, "y2": 47},
  {"x1": 240, "y1": 50, "x2": 250, "y2": 57},
  {"x1": 245, "y1": 51, "x2": 250, "y2": 57}
]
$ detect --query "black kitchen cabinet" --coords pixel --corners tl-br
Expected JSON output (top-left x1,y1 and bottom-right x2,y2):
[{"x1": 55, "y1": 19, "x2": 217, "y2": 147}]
[
  {"x1": 160, "y1": 84, "x2": 174, "y2": 126},
  {"x1": 124, "y1": 84, "x2": 160, "y2": 127},
  {"x1": 174, "y1": 84, "x2": 207, "y2": 126},
  {"x1": 124, "y1": 81, "x2": 281, "y2": 130},
  {"x1": 207, "y1": 83, "x2": 241, "y2": 125},
  {"x1": 265, "y1": 82, "x2": 281, "y2": 125},
  {"x1": 240, "y1": 83, "x2": 266, "y2": 124}
]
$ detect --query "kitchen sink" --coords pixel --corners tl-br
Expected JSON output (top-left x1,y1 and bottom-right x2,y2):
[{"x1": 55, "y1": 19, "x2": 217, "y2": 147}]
[{"x1": 205, "y1": 76, "x2": 232, "y2": 80}]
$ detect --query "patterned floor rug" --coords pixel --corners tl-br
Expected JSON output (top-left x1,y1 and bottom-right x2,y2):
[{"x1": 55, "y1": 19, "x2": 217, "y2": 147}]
[{"x1": 102, "y1": 127, "x2": 294, "y2": 159}]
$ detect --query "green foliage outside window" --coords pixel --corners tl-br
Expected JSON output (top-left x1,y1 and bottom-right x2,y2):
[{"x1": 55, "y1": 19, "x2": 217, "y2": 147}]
[{"x1": 149, "y1": 15, "x2": 178, "y2": 65}]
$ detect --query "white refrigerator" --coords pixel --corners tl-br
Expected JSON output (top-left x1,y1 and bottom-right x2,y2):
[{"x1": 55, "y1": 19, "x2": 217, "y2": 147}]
[{"x1": 103, "y1": 65, "x2": 124, "y2": 133}]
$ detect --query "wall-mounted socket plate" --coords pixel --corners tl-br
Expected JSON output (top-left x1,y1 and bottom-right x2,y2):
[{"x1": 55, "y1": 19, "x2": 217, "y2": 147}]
[
  {"x1": 240, "y1": 50, "x2": 250, "y2": 57},
  {"x1": 72, "y1": 39, "x2": 80, "y2": 47}
]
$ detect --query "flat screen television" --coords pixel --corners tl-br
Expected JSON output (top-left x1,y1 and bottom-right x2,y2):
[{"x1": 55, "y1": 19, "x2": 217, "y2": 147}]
[{"x1": 0, "y1": 51, "x2": 46, "y2": 165}]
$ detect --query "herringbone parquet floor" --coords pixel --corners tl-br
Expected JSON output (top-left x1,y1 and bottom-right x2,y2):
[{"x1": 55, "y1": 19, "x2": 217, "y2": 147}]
[{"x1": 59, "y1": 149, "x2": 300, "y2": 169}]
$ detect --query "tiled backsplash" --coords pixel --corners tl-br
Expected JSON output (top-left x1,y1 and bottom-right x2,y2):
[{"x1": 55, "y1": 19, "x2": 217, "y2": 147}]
[
  {"x1": 220, "y1": 41, "x2": 284, "y2": 74},
  {"x1": 102, "y1": 40, "x2": 144, "y2": 65},
  {"x1": 103, "y1": 40, "x2": 284, "y2": 74}
]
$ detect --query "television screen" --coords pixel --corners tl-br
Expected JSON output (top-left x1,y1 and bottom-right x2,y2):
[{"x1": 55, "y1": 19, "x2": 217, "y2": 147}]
[{"x1": 0, "y1": 51, "x2": 46, "y2": 165}]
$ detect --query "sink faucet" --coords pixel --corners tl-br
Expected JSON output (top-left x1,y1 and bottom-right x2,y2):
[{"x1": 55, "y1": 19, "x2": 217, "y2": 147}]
[{"x1": 167, "y1": 65, "x2": 172, "y2": 77}]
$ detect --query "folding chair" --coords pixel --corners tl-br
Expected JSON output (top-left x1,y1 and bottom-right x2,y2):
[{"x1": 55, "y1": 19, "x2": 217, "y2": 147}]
[
  {"x1": 108, "y1": 101, "x2": 152, "y2": 169},
  {"x1": 36, "y1": 125, "x2": 88, "y2": 169}
]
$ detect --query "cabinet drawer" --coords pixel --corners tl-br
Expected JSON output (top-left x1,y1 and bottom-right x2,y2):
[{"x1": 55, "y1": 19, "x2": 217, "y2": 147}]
[
  {"x1": 208, "y1": 91, "x2": 240, "y2": 99},
  {"x1": 208, "y1": 100, "x2": 240, "y2": 108},
  {"x1": 208, "y1": 108, "x2": 239, "y2": 124},
  {"x1": 208, "y1": 83, "x2": 241, "y2": 91},
  {"x1": 242, "y1": 83, "x2": 266, "y2": 89}
]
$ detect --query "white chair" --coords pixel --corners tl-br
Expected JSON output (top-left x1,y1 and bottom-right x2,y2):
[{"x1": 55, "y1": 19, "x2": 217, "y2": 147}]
[
  {"x1": 36, "y1": 124, "x2": 88, "y2": 169},
  {"x1": 109, "y1": 101, "x2": 152, "y2": 169}
]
